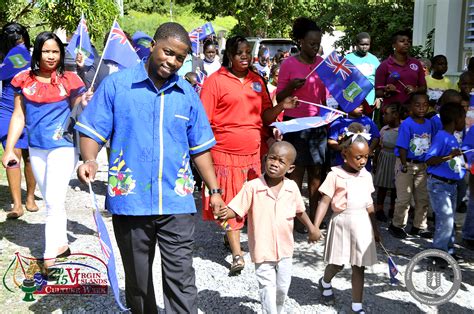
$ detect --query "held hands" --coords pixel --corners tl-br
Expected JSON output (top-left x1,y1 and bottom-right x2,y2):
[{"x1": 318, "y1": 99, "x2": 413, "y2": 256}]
[
  {"x1": 210, "y1": 194, "x2": 227, "y2": 219},
  {"x1": 77, "y1": 160, "x2": 99, "y2": 184},
  {"x1": 1, "y1": 150, "x2": 19, "y2": 168},
  {"x1": 308, "y1": 226, "x2": 322, "y2": 243}
]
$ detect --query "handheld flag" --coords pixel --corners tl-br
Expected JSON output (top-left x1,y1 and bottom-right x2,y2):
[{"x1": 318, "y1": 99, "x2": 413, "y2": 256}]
[
  {"x1": 66, "y1": 14, "x2": 95, "y2": 66},
  {"x1": 193, "y1": 22, "x2": 215, "y2": 40},
  {"x1": 0, "y1": 44, "x2": 30, "y2": 80},
  {"x1": 379, "y1": 242, "x2": 401, "y2": 286},
  {"x1": 89, "y1": 182, "x2": 128, "y2": 311},
  {"x1": 194, "y1": 68, "x2": 207, "y2": 94},
  {"x1": 271, "y1": 101, "x2": 344, "y2": 134},
  {"x1": 316, "y1": 51, "x2": 373, "y2": 113},
  {"x1": 132, "y1": 31, "x2": 153, "y2": 60},
  {"x1": 102, "y1": 21, "x2": 140, "y2": 69},
  {"x1": 189, "y1": 31, "x2": 200, "y2": 55}
]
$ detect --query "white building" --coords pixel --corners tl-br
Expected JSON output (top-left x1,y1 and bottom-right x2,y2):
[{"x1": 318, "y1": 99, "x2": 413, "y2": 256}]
[{"x1": 414, "y1": 0, "x2": 473, "y2": 79}]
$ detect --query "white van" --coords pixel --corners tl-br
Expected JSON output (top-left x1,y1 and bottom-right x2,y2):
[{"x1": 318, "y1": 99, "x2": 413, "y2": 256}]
[{"x1": 247, "y1": 38, "x2": 297, "y2": 62}]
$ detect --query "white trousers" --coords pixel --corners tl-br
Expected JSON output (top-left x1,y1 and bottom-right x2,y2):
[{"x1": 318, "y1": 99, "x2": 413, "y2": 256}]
[
  {"x1": 255, "y1": 257, "x2": 293, "y2": 314},
  {"x1": 29, "y1": 147, "x2": 78, "y2": 259}
]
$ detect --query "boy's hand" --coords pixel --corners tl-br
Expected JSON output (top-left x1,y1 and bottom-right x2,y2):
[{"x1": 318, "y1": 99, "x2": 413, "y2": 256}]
[
  {"x1": 449, "y1": 148, "x2": 462, "y2": 159},
  {"x1": 210, "y1": 194, "x2": 227, "y2": 219},
  {"x1": 309, "y1": 227, "x2": 322, "y2": 242}
]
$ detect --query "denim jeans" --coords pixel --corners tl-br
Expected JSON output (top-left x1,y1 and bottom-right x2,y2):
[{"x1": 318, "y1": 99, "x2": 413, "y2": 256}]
[
  {"x1": 462, "y1": 173, "x2": 474, "y2": 240},
  {"x1": 428, "y1": 177, "x2": 457, "y2": 254}
]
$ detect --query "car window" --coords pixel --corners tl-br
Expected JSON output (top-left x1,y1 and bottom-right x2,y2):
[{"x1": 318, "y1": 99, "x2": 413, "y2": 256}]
[{"x1": 259, "y1": 40, "x2": 295, "y2": 58}]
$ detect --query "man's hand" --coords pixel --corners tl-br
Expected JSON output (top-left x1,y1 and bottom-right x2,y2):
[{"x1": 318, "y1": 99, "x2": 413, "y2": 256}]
[
  {"x1": 210, "y1": 194, "x2": 227, "y2": 219},
  {"x1": 77, "y1": 160, "x2": 99, "y2": 184}
]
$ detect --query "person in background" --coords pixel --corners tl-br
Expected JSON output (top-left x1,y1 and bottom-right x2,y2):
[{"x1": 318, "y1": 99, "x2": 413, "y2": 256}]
[
  {"x1": 254, "y1": 46, "x2": 271, "y2": 81},
  {"x1": 2, "y1": 31, "x2": 92, "y2": 269},
  {"x1": 276, "y1": 17, "x2": 327, "y2": 232},
  {"x1": 426, "y1": 55, "x2": 453, "y2": 111},
  {"x1": 419, "y1": 57, "x2": 431, "y2": 77},
  {"x1": 0, "y1": 22, "x2": 38, "y2": 219},
  {"x1": 345, "y1": 32, "x2": 380, "y2": 111},
  {"x1": 458, "y1": 70, "x2": 474, "y2": 95},
  {"x1": 375, "y1": 30, "x2": 427, "y2": 110},
  {"x1": 202, "y1": 39, "x2": 221, "y2": 76}
]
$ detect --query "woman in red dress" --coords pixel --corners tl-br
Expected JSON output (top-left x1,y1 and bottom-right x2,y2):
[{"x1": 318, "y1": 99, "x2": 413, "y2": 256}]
[{"x1": 201, "y1": 35, "x2": 296, "y2": 275}]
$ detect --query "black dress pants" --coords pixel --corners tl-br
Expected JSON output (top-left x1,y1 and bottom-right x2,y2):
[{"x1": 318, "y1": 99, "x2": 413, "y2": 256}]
[{"x1": 112, "y1": 214, "x2": 197, "y2": 314}]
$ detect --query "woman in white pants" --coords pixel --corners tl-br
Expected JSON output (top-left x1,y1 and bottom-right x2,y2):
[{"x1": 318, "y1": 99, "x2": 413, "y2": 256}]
[{"x1": 2, "y1": 31, "x2": 91, "y2": 269}]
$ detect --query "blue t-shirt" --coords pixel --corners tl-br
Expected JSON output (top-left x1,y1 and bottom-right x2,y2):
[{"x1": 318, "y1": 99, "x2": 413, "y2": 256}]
[
  {"x1": 426, "y1": 130, "x2": 465, "y2": 180},
  {"x1": 431, "y1": 113, "x2": 465, "y2": 143},
  {"x1": 328, "y1": 115, "x2": 380, "y2": 166},
  {"x1": 395, "y1": 117, "x2": 432, "y2": 161},
  {"x1": 345, "y1": 52, "x2": 380, "y2": 105},
  {"x1": 76, "y1": 61, "x2": 216, "y2": 216},
  {"x1": 462, "y1": 127, "x2": 474, "y2": 165}
]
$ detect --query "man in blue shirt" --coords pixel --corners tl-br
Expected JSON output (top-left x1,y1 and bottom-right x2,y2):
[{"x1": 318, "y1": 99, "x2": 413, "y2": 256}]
[{"x1": 75, "y1": 22, "x2": 225, "y2": 314}]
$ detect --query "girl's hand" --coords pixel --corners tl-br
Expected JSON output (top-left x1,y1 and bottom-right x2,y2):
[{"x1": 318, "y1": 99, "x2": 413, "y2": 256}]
[
  {"x1": 307, "y1": 226, "x2": 320, "y2": 243},
  {"x1": 1, "y1": 150, "x2": 19, "y2": 168},
  {"x1": 77, "y1": 160, "x2": 99, "y2": 183},
  {"x1": 75, "y1": 52, "x2": 85, "y2": 69},
  {"x1": 273, "y1": 127, "x2": 283, "y2": 141},
  {"x1": 280, "y1": 96, "x2": 298, "y2": 110},
  {"x1": 374, "y1": 229, "x2": 382, "y2": 243},
  {"x1": 81, "y1": 88, "x2": 94, "y2": 106}
]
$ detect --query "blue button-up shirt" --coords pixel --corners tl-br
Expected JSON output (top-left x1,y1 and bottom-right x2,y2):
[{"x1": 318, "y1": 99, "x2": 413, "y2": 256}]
[{"x1": 75, "y1": 61, "x2": 216, "y2": 215}]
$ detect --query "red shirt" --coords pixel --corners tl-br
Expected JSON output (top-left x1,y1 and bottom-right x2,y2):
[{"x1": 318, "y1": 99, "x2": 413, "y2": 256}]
[
  {"x1": 200, "y1": 67, "x2": 272, "y2": 155},
  {"x1": 375, "y1": 55, "x2": 426, "y2": 107}
]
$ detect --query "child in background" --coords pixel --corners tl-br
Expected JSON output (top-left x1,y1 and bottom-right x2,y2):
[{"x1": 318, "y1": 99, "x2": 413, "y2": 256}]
[
  {"x1": 390, "y1": 92, "x2": 433, "y2": 239},
  {"x1": 214, "y1": 141, "x2": 317, "y2": 313},
  {"x1": 461, "y1": 127, "x2": 474, "y2": 250},
  {"x1": 313, "y1": 122, "x2": 380, "y2": 314},
  {"x1": 458, "y1": 71, "x2": 474, "y2": 95},
  {"x1": 426, "y1": 55, "x2": 453, "y2": 106},
  {"x1": 254, "y1": 46, "x2": 271, "y2": 81},
  {"x1": 430, "y1": 89, "x2": 462, "y2": 135},
  {"x1": 426, "y1": 103, "x2": 466, "y2": 261},
  {"x1": 328, "y1": 104, "x2": 380, "y2": 169},
  {"x1": 374, "y1": 103, "x2": 400, "y2": 222},
  {"x1": 419, "y1": 57, "x2": 431, "y2": 77}
]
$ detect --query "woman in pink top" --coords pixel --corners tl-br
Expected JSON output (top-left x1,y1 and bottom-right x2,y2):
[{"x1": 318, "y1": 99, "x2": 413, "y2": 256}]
[
  {"x1": 276, "y1": 17, "x2": 327, "y2": 231},
  {"x1": 375, "y1": 30, "x2": 426, "y2": 109}
]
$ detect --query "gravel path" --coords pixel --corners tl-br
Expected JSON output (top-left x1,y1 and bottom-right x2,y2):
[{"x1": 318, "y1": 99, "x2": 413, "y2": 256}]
[{"x1": 1, "y1": 150, "x2": 473, "y2": 313}]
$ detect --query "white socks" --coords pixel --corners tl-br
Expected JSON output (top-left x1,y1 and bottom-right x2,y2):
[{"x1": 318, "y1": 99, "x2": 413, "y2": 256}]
[
  {"x1": 321, "y1": 278, "x2": 333, "y2": 296},
  {"x1": 352, "y1": 303, "x2": 364, "y2": 313}
]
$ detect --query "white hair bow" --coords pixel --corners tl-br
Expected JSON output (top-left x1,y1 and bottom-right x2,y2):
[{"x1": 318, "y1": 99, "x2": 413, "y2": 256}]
[{"x1": 345, "y1": 129, "x2": 372, "y2": 143}]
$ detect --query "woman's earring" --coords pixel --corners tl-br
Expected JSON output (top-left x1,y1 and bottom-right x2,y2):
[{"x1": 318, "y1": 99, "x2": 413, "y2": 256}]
[{"x1": 229, "y1": 60, "x2": 232, "y2": 68}]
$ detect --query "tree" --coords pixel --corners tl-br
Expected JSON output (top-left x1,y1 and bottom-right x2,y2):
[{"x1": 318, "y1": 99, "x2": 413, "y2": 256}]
[{"x1": 0, "y1": 0, "x2": 119, "y2": 44}]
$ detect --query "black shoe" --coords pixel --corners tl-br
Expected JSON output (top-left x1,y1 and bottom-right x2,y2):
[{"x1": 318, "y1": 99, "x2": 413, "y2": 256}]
[
  {"x1": 462, "y1": 238, "x2": 474, "y2": 250},
  {"x1": 409, "y1": 227, "x2": 433, "y2": 239},
  {"x1": 318, "y1": 277, "x2": 335, "y2": 305},
  {"x1": 375, "y1": 211, "x2": 388, "y2": 222},
  {"x1": 388, "y1": 223, "x2": 407, "y2": 239},
  {"x1": 457, "y1": 202, "x2": 467, "y2": 213}
]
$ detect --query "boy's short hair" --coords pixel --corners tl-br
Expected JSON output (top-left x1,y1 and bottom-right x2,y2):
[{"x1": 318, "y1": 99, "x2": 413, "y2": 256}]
[
  {"x1": 438, "y1": 89, "x2": 461, "y2": 106},
  {"x1": 153, "y1": 22, "x2": 191, "y2": 52},
  {"x1": 431, "y1": 54, "x2": 447, "y2": 65},
  {"x1": 268, "y1": 141, "x2": 297, "y2": 164},
  {"x1": 385, "y1": 102, "x2": 400, "y2": 114},
  {"x1": 355, "y1": 32, "x2": 370, "y2": 43},
  {"x1": 409, "y1": 91, "x2": 428, "y2": 104},
  {"x1": 439, "y1": 102, "x2": 465, "y2": 126}
]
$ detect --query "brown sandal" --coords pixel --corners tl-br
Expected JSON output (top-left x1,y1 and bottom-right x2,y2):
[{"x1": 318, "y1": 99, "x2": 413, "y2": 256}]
[{"x1": 229, "y1": 255, "x2": 245, "y2": 276}]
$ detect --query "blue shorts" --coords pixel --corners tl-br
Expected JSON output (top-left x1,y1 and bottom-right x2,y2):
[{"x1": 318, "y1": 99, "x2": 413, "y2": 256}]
[{"x1": 0, "y1": 117, "x2": 28, "y2": 150}]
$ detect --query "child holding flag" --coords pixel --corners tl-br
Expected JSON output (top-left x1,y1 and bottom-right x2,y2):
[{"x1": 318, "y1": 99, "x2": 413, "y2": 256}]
[
  {"x1": 313, "y1": 122, "x2": 380, "y2": 314},
  {"x1": 425, "y1": 103, "x2": 466, "y2": 260},
  {"x1": 213, "y1": 141, "x2": 318, "y2": 313}
]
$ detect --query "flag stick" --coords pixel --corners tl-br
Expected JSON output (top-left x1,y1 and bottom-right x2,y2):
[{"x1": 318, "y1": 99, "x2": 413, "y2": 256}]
[
  {"x1": 90, "y1": 19, "x2": 115, "y2": 89},
  {"x1": 79, "y1": 13, "x2": 83, "y2": 54},
  {"x1": 304, "y1": 52, "x2": 327, "y2": 79},
  {"x1": 462, "y1": 148, "x2": 474, "y2": 154},
  {"x1": 297, "y1": 99, "x2": 348, "y2": 116}
]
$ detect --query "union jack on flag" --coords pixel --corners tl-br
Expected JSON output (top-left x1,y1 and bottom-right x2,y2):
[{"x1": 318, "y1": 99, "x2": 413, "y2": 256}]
[
  {"x1": 189, "y1": 31, "x2": 199, "y2": 43},
  {"x1": 110, "y1": 26, "x2": 128, "y2": 45},
  {"x1": 102, "y1": 20, "x2": 140, "y2": 69},
  {"x1": 325, "y1": 52, "x2": 356, "y2": 81},
  {"x1": 194, "y1": 68, "x2": 207, "y2": 94}
]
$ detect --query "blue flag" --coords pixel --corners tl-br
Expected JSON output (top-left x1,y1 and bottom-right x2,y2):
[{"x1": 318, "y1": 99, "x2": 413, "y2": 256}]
[
  {"x1": 66, "y1": 14, "x2": 95, "y2": 66},
  {"x1": 189, "y1": 31, "x2": 200, "y2": 55},
  {"x1": 89, "y1": 183, "x2": 128, "y2": 311},
  {"x1": 271, "y1": 106, "x2": 343, "y2": 134},
  {"x1": 0, "y1": 43, "x2": 30, "y2": 80},
  {"x1": 388, "y1": 256, "x2": 400, "y2": 285},
  {"x1": 316, "y1": 51, "x2": 373, "y2": 113},
  {"x1": 194, "y1": 22, "x2": 215, "y2": 40},
  {"x1": 132, "y1": 31, "x2": 153, "y2": 60},
  {"x1": 103, "y1": 21, "x2": 140, "y2": 69}
]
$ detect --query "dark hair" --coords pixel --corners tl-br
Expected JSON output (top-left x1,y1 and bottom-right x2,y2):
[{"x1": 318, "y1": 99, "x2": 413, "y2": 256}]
[
  {"x1": 385, "y1": 102, "x2": 400, "y2": 114},
  {"x1": 468, "y1": 57, "x2": 474, "y2": 72},
  {"x1": 459, "y1": 70, "x2": 474, "y2": 84},
  {"x1": 203, "y1": 39, "x2": 217, "y2": 52},
  {"x1": 31, "y1": 31, "x2": 65, "y2": 76},
  {"x1": 437, "y1": 89, "x2": 461, "y2": 107},
  {"x1": 222, "y1": 35, "x2": 248, "y2": 67},
  {"x1": 0, "y1": 22, "x2": 30, "y2": 58},
  {"x1": 409, "y1": 91, "x2": 428, "y2": 104},
  {"x1": 391, "y1": 30, "x2": 412, "y2": 44},
  {"x1": 460, "y1": 91, "x2": 470, "y2": 102},
  {"x1": 270, "y1": 64, "x2": 280, "y2": 78},
  {"x1": 431, "y1": 54, "x2": 447, "y2": 65},
  {"x1": 258, "y1": 46, "x2": 269, "y2": 58},
  {"x1": 153, "y1": 22, "x2": 191, "y2": 53},
  {"x1": 439, "y1": 102, "x2": 465, "y2": 126},
  {"x1": 356, "y1": 32, "x2": 370, "y2": 44},
  {"x1": 339, "y1": 122, "x2": 369, "y2": 150},
  {"x1": 184, "y1": 71, "x2": 197, "y2": 84},
  {"x1": 291, "y1": 17, "x2": 321, "y2": 43}
]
